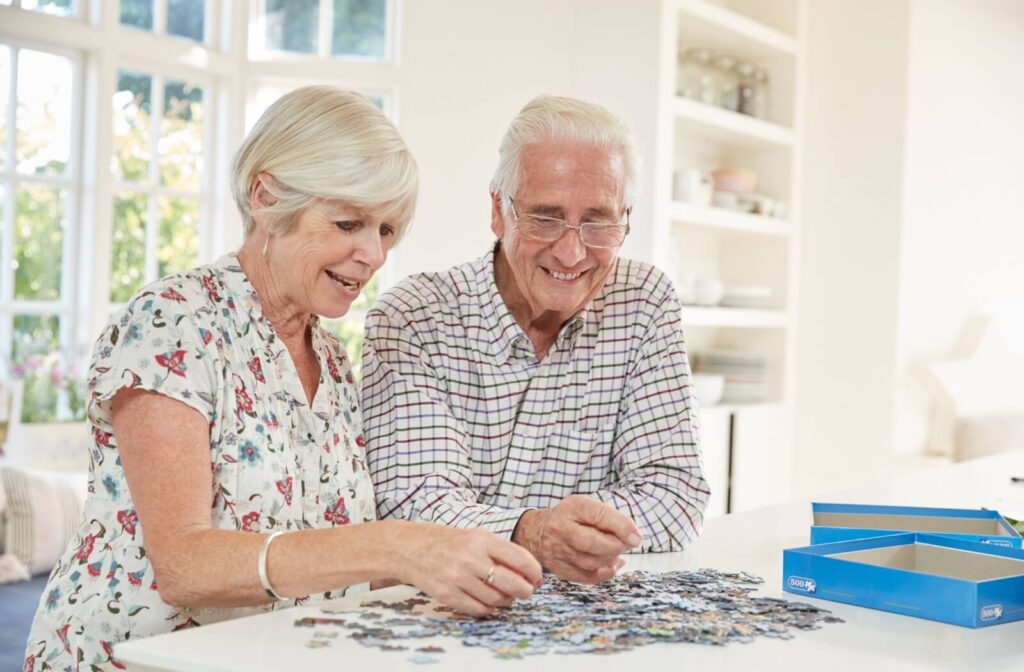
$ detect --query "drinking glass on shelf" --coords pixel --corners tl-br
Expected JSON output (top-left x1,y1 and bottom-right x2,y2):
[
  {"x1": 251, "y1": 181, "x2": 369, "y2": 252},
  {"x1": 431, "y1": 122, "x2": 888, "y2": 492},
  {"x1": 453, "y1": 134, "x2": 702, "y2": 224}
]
[
  {"x1": 752, "y1": 68, "x2": 771, "y2": 120},
  {"x1": 714, "y1": 54, "x2": 739, "y2": 112},
  {"x1": 736, "y1": 61, "x2": 756, "y2": 116},
  {"x1": 685, "y1": 48, "x2": 716, "y2": 105}
]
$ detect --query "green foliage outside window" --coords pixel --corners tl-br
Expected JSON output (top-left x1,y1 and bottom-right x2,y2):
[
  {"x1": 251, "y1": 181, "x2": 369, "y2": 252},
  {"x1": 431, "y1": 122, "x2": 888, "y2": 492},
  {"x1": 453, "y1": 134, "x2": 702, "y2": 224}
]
[{"x1": 321, "y1": 274, "x2": 378, "y2": 382}]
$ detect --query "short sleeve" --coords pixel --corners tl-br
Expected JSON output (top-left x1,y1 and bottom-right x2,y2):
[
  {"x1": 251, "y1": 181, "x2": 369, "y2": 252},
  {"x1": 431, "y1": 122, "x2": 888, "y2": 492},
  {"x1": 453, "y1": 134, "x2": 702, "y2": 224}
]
[{"x1": 88, "y1": 283, "x2": 217, "y2": 431}]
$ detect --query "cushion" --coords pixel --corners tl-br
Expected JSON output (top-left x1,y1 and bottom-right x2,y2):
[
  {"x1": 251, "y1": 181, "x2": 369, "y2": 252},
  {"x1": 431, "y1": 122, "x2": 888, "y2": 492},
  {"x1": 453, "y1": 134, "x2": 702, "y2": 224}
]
[{"x1": 0, "y1": 466, "x2": 86, "y2": 578}]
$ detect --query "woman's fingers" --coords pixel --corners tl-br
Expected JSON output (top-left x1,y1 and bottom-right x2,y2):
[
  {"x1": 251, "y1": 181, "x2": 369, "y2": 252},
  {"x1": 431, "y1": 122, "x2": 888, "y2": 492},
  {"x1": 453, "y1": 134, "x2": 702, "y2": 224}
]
[{"x1": 485, "y1": 538, "x2": 544, "y2": 587}]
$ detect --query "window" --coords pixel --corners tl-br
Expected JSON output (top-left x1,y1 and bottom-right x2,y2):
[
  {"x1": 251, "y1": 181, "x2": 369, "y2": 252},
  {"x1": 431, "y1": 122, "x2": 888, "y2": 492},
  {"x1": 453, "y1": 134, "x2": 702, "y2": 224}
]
[
  {"x1": 0, "y1": 43, "x2": 82, "y2": 421},
  {"x1": 120, "y1": 0, "x2": 206, "y2": 43},
  {"x1": 256, "y1": 0, "x2": 389, "y2": 60},
  {"x1": 3, "y1": 0, "x2": 77, "y2": 18},
  {"x1": 110, "y1": 70, "x2": 207, "y2": 306},
  {"x1": 2, "y1": 0, "x2": 399, "y2": 423}
]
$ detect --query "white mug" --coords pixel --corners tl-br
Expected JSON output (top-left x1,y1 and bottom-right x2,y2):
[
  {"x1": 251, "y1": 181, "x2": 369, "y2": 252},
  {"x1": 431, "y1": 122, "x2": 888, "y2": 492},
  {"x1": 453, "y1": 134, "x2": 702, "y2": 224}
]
[{"x1": 674, "y1": 169, "x2": 714, "y2": 206}]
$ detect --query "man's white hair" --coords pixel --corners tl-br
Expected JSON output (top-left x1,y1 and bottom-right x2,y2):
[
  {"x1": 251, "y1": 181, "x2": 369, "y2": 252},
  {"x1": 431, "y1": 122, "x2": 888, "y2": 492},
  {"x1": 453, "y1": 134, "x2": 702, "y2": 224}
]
[
  {"x1": 489, "y1": 94, "x2": 641, "y2": 213},
  {"x1": 232, "y1": 85, "x2": 418, "y2": 241}
]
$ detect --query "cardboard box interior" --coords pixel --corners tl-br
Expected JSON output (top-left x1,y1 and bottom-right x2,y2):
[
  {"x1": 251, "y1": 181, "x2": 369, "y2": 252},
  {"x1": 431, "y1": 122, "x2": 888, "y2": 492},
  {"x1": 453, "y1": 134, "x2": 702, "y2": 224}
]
[{"x1": 831, "y1": 542, "x2": 1024, "y2": 581}]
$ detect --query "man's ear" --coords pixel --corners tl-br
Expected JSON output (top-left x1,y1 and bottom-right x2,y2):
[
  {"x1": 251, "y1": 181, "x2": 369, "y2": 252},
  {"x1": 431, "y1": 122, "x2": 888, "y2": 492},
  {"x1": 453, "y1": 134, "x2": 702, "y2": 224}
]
[
  {"x1": 490, "y1": 192, "x2": 506, "y2": 240},
  {"x1": 249, "y1": 172, "x2": 278, "y2": 214}
]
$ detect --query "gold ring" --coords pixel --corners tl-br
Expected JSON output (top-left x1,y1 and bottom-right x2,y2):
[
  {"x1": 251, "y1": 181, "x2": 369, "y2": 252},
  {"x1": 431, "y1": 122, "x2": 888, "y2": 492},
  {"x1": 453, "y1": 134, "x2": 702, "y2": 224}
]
[{"x1": 484, "y1": 564, "x2": 496, "y2": 586}]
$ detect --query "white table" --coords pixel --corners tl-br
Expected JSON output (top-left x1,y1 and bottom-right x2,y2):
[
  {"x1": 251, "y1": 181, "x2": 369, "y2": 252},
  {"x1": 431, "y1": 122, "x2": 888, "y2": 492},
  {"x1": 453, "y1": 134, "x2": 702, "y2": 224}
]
[{"x1": 116, "y1": 451, "x2": 1024, "y2": 671}]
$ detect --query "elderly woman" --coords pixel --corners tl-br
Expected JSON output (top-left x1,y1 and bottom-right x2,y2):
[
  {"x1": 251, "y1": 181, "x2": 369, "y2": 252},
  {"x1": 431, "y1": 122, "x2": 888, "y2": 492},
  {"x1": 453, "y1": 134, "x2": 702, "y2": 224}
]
[{"x1": 25, "y1": 86, "x2": 541, "y2": 671}]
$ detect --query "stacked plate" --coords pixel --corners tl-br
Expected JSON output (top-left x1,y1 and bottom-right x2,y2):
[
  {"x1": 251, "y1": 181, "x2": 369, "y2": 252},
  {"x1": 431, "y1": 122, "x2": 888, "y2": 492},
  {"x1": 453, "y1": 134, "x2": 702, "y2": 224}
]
[
  {"x1": 719, "y1": 285, "x2": 773, "y2": 309},
  {"x1": 691, "y1": 349, "x2": 770, "y2": 404}
]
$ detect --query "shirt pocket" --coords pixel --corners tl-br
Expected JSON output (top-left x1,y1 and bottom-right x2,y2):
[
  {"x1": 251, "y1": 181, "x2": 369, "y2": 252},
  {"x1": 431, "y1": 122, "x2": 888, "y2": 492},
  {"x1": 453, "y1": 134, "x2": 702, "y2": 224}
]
[{"x1": 543, "y1": 422, "x2": 617, "y2": 488}]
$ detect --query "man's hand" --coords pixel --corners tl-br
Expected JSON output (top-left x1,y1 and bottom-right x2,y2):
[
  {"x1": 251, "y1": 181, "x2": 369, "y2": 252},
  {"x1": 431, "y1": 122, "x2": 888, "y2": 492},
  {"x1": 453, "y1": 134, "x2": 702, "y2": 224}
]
[{"x1": 512, "y1": 495, "x2": 642, "y2": 584}]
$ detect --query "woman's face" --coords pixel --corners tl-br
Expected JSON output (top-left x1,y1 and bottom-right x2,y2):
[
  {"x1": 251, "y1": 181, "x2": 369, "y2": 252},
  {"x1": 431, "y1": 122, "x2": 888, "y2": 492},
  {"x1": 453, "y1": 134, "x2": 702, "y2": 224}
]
[{"x1": 270, "y1": 200, "x2": 397, "y2": 319}]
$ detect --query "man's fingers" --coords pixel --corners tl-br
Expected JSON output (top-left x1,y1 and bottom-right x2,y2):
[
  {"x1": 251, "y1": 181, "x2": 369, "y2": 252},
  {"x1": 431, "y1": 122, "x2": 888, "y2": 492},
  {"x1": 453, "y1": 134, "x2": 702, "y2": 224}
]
[
  {"x1": 569, "y1": 497, "x2": 642, "y2": 548},
  {"x1": 566, "y1": 521, "x2": 630, "y2": 558}
]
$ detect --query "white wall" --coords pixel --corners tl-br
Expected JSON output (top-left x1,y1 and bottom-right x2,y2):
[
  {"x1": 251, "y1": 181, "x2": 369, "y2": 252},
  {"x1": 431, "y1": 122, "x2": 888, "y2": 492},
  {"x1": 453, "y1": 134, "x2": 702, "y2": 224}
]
[
  {"x1": 797, "y1": 0, "x2": 1024, "y2": 496},
  {"x1": 895, "y1": 0, "x2": 1024, "y2": 456},
  {"x1": 391, "y1": 0, "x2": 576, "y2": 275},
  {"x1": 796, "y1": 0, "x2": 911, "y2": 495}
]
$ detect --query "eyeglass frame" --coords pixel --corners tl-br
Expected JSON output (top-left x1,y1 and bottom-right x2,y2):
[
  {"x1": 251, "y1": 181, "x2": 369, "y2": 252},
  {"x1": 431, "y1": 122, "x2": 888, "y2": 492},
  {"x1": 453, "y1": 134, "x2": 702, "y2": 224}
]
[{"x1": 504, "y1": 196, "x2": 632, "y2": 249}]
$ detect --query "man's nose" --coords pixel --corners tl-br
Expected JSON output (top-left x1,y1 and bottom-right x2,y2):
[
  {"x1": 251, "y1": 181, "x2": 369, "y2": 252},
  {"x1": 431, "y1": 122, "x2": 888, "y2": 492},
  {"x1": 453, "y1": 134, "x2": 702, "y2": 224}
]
[{"x1": 550, "y1": 224, "x2": 587, "y2": 267}]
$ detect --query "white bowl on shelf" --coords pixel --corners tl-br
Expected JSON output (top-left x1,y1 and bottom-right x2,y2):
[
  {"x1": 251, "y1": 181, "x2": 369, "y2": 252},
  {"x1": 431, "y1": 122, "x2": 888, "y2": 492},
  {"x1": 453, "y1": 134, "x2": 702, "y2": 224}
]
[{"x1": 691, "y1": 373, "x2": 725, "y2": 407}]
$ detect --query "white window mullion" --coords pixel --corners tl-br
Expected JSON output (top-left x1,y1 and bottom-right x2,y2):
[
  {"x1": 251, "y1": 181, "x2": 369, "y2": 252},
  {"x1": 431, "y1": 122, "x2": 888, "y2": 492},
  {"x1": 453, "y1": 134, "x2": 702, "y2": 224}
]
[
  {"x1": 1, "y1": 45, "x2": 19, "y2": 372},
  {"x1": 318, "y1": 0, "x2": 332, "y2": 58},
  {"x1": 153, "y1": 0, "x2": 169, "y2": 35},
  {"x1": 145, "y1": 75, "x2": 165, "y2": 283}
]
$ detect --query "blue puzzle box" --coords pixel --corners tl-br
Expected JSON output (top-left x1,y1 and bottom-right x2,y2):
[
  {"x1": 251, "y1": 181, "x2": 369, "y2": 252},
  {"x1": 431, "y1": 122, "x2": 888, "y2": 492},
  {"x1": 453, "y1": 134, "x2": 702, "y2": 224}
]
[
  {"x1": 783, "y1": 532, "x2": 1024, "y2": 627},
  {"x1": 811, "y1": 502, "x2": 1022, "y2": 548}
]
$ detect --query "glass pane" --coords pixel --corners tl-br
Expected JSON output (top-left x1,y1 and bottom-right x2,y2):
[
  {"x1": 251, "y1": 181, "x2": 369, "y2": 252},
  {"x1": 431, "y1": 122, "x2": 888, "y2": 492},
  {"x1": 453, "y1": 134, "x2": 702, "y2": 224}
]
[
  {"x1": 332, "y1": 0, "x2": 387, "y2": 59},
  {"x1": 167, "y1": 0, "x2": 205, "y2": 42},
  {"x1": 16, "y1": 49, "x2": 73, "y2": 176},
  {"x1": 322, "y1": 317, "x2": 365, "y2": 381},
  {"x1": 112, "y1": 70, "x2": 152, "y2": 184},
  {"x1": 157, "y1": 196, "x2": 199, "y2": 278},
  {"x1": 121, "y1": 0, "x2": 154, "y2": 30},
  {"x1": 265, "y1": 0, "x2": 319, "y2": 54},
  {"x1": 21, "y1": 0, "x2": 74, "y2": 17},
  {"x1": 159, "y1": 79, "x2": 203, "y2": 191},
  {"x1": 0, "y1": 45, "x2": 9, "y2": 169},
  {"x1": 110, "y1": 191, "x2": 147, "y2": 302},
  {"x1": 12, "y1": 315, "x2": 61, "y2": 423},
  {"x1": 15, "y1": 184, "x2": 65, "y2": 301}
]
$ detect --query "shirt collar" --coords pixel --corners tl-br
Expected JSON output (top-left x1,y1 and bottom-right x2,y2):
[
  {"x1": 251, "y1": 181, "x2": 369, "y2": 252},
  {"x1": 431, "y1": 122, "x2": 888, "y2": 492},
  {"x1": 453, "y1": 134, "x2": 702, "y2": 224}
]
[{"x1": 472, "y1": 244, "x2": 589, "y2": 365}]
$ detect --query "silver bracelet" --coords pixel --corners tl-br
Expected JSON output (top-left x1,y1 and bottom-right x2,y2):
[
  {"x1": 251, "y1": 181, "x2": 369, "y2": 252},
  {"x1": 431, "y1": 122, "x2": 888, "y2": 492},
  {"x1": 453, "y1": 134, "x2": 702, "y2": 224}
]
[{"x1": 258, "y1": 530, "x2": 287, "y2": 601}]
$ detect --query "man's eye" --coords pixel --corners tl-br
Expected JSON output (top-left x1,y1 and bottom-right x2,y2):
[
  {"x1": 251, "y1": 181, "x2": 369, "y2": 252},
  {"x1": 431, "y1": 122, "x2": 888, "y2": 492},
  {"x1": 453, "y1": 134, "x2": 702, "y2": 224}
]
[{"x1": 334, "y1": 220, "x2": 359, "y2": 232}]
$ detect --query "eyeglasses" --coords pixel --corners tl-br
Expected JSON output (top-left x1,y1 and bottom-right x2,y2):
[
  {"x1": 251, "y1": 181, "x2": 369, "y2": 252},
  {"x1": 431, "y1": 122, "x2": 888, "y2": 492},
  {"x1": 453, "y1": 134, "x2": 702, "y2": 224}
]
[{"x1": 506, "y1": 197, "x2": 631, "y2": 249}]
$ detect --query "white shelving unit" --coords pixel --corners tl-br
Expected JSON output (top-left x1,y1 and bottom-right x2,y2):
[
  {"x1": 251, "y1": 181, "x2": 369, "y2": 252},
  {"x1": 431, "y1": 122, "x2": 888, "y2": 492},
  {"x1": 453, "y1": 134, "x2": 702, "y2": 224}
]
[
  {"x1": 572, "y1": 0, "x2": 803, "y2": 519},
  {"x1": 666, "y1": 0, "x2": 803, "y2": 518}
]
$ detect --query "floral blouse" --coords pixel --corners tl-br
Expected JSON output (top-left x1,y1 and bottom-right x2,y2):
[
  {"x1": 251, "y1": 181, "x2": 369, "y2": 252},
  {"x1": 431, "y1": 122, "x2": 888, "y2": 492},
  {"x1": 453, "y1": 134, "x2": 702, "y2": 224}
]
[{"x1": 25, "y1": 254, "x2": 377, "y2": 671}]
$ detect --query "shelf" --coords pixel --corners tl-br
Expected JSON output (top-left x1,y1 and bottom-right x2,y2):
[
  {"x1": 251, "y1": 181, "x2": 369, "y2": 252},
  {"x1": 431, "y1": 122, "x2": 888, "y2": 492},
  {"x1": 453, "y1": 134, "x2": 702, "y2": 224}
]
[
  {"x1": 683, "y1": 306, "x2": 787, "y2": 328},
  {"x1": 673, "y1": 97, "x2": 794, "y2": 148},
  {"x1": 701, "y1": 400, "x2": 786, "y2": 414},
  {"x1": 676, "y1": 0, "x2": 798, "y2": 60},
  {"x1": 670, "y1": 202, "x2": 791, "y2": 236}
]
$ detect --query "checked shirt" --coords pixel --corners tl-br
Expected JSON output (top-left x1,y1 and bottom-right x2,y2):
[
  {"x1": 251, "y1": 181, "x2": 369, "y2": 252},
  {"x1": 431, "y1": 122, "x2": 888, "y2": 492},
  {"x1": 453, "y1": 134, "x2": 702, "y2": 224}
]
[{"x1": 361, "y1": 247, "x2": 709, "y2": 552}]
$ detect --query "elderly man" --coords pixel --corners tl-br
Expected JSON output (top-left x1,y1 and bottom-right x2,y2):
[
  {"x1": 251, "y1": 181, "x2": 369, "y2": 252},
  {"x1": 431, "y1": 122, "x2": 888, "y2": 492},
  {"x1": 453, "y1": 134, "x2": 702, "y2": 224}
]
[{"x1": 362, "y1": 95, "x2": 708, "y2": 584}]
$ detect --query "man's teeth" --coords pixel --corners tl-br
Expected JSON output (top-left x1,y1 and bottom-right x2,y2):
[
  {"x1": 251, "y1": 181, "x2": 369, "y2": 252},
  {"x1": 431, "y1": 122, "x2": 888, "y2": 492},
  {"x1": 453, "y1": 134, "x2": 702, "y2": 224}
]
[{"x1": 550, "y1": 270, "x2": 582, "y2": 281}]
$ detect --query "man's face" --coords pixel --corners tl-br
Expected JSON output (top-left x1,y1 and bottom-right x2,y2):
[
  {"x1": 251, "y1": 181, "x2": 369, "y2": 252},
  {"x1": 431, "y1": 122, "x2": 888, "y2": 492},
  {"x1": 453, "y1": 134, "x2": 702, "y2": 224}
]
[{"x1": 491, "y1": 141, "x2": 626, "y2": 327}]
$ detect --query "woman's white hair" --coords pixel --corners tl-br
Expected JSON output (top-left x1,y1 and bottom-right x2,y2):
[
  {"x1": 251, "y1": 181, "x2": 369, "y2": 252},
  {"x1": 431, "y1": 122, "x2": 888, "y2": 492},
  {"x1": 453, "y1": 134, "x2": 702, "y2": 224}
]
[
  {"x1": 232, "y1": 86, "x2": 418, "y2": 241},
  {"x1": 489, "y1": 94, "x2": 641, "y2": 213}
]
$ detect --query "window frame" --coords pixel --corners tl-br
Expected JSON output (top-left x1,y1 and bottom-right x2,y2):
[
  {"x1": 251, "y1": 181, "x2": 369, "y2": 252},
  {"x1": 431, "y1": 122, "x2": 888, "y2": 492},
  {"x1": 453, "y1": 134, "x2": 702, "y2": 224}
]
[{"x1": 0, "y1": 36, "x2": 85, "y2": 379}]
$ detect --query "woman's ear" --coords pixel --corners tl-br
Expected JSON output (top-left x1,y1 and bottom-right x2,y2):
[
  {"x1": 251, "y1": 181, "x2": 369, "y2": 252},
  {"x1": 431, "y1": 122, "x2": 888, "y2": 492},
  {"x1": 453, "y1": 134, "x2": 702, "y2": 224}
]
[{"x1": 249, "y1": 172, "x2": 278, "y2": 214}]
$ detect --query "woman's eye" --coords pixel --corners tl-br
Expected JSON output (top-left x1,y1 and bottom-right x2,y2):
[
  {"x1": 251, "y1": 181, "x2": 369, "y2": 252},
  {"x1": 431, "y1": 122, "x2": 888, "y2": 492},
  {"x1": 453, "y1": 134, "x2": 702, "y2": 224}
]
[
  {"x1": 334, "y1": 220, "x2": 359, "y2": 232},
  {"x1": 380, "y1": 224, "x2": 396, "y2": 237}
]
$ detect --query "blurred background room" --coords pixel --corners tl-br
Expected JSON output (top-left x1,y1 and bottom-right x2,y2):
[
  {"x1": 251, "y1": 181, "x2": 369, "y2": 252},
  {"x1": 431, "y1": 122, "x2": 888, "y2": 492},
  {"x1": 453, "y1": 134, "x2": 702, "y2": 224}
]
[{"x1": 0, "y1": 0, "x2": 1022, "y2": 664}]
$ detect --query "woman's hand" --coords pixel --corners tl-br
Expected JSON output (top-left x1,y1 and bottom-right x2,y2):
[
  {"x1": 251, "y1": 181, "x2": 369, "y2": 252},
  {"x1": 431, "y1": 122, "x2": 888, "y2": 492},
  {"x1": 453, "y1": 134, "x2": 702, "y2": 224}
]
[{"x1": 391, "y1": 524, "x2": 543, "y2": 617}]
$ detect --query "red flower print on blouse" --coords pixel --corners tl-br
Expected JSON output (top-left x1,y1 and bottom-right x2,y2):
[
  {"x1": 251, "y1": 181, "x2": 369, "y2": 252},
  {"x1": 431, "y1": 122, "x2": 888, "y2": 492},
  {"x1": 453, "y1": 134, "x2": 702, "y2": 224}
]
[
  {"x1": 248, "y1": 356, "x2": 266, "y2": 383},
  {"x1": 101, "y1": 640, "x2": 127, "y2": 669},
  {"x1": 201, "y1": 274, "x2": 222, "y2": 303},
  {"x1": 93, "y1": 426, "x2": 113, "y2": 447},
  {"x1": 235, "y1": 384, "x2": 255, "y2": 417},
  {"x1": 241, "y1": 511, "x2": 260, "y2": 532},
  {"x1": 74, "y1": 534, "x2": 97, "y2": 564},
  {"x1": 155, "y1": 350, "x2": 188, "y2": 378},
  {"x1": 160, "y1": 287, "x2": 187, "y2": 303},
  {"x1": 276, "y1": 476, "x2": 293, "y2": 506},
  {"x1": 326, "y1": 354, "x2": 342, "y2": 383},
  {"x1": 117, "y1": 509, "x2": 139, "y2": 537},
  {"x1": 324, "y1": 498, "x2": 350, "y2": 525}
]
